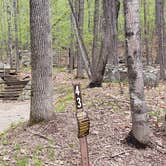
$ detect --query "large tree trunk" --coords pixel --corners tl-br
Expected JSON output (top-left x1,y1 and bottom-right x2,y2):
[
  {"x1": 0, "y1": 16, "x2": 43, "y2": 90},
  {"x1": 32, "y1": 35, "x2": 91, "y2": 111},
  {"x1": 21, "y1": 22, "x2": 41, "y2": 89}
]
[
  {"x1": 29, "y1": 0, "x2": 55, "y2": 124},
  {"x1": 124, "y1": 0, "x2": 151, "y2": 145},
  {"x1": 156, "y1": 0, "x2": 166, "y2": 80}
]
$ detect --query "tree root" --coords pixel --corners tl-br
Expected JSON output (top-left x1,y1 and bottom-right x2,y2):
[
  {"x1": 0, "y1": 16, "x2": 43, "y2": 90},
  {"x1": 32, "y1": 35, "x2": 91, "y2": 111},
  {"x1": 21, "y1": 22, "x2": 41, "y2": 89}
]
[{"x1": 124, "y1": 131, "x2": 148, "y2": 149}]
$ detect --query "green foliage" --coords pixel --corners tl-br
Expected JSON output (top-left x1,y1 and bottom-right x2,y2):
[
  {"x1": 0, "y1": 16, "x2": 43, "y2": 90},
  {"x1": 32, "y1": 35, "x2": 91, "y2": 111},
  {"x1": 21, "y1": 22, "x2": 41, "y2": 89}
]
[
  {"x1": 0, "y1": 0, "x2": 158, "y2": 53},
  {"x1": 54, "y1": 92, "x2": 73, "y2": 112},
  {"x1": 148, "y1": 109, "x2": 165, "y2": 123}
]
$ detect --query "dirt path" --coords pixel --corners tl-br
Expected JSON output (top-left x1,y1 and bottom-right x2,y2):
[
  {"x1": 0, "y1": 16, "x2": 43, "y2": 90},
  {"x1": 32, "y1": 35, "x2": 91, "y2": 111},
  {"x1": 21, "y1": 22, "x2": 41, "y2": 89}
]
[{"x1": 0, "y1": 101, "x2": 30, "y2": 132}]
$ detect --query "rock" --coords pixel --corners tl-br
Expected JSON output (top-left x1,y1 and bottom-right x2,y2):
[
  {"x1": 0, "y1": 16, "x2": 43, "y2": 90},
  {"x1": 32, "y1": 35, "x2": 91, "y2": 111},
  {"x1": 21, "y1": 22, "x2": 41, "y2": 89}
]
[
  {"x1": 104, "y1": 65, "x2": 160, "y2": 87},
  {"x1": 143, "y1": 66, "x2": 160, "y2": 87},
  {"x1": 0, "y1": 77, "x2": 4, "y2": 84},
  {"x1": 22, "y1": 60, "x2": 30, "y2": 67},
  {"x1": 0, "y1": 63, "x2": 10, "y2": 69},
  {"x1": 21, "y1": 51, "x2": 31, "y2": 67},
  {"x1": 104, "y1": 64, "x2": 128, "y2": 82},
  {"x1": 0, "y1": 62, "x2": 4, "y2": 68},
  {"x1": 18, "y1": 81, "x2": 31, "y2": 101}
]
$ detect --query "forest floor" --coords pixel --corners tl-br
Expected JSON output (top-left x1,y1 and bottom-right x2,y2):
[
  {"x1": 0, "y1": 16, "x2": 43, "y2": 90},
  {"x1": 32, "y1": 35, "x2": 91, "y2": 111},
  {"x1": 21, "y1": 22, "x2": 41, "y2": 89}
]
[{"x1": 0, "y1": 68, "x2": 166, "y2": 166}]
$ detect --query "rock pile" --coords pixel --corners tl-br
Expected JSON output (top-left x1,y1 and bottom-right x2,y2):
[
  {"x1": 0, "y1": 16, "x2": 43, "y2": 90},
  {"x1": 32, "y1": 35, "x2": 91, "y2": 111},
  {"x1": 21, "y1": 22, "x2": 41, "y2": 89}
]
[{"x1": 104, "y1": 65, "x2": 160, "y2": 87}]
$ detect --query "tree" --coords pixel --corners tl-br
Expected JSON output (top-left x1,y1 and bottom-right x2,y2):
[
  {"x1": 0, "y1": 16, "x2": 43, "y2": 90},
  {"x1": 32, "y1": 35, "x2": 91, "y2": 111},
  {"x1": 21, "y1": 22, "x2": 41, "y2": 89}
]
[
  {"x1": 29, "y1": 0, "x2": 55, "y2": 124},
  {"x1": 143, "y1": 0, "x2": 149, "y2": 65},
  {"x1": 13, "y1": 0, "x2": 19, "y2": 71},
  {"x1": 123, "y1": 0, "x2": 151, "y2": 145},
  {"x1": 7, "y1": 0, "x2": 13, "y2": 67},
  {"x1": 68, "y1": 0, "x2": 92, "y2": 78},
  {"x1": 76, "y1": 0, "x2": 85, "y2": 78},
  {"x1": 69, "y1": 10, "x2": 75, "y2": 72},
  {"x1": 155, "y1": 0, "x2": 166, "y2": 80},
  {"x1": 89, "y1": 0, "x2": 120, "y2": 87},
  {"x1": 69, "y1": 0, "x2": 120, "y2": 87}
]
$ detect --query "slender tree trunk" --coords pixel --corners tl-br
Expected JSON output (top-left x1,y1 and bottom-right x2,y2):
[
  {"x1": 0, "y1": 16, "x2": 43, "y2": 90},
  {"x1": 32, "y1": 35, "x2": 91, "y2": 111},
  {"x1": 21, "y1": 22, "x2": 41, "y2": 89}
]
[
  {"x1": 156, "y1": 0, "x2": 166, "y2": 80},
  {"x1": 77, "y1": 0, "x2": 85, "y2": 78},
  {"x1": 7, "y1": 0, "x2": 13, "y2": 68},
  {"x1": 13, "y1": 0, "x2": 19, "y2": 72},
  {"x1": 91, "y1": 0, "x2": 100, "y2": 82},
  {"x1": 69, "y1": 12, "x2": 75, "y2": 71},
  {"x1": 124, "y1": 0, "x2": 151, "y2": 145},
  {"x1": 68, "y1": 0, "x2": 92, "y2": 78},
  {"x1": 87, "y1": 0, "x2": 92, "y2": 33},
  {"x1": 30, "y1": 0, "x2": 55, "y2": 124},
  {"x1": 143, "y1": 0, "x2": 149, "y2": 65}
]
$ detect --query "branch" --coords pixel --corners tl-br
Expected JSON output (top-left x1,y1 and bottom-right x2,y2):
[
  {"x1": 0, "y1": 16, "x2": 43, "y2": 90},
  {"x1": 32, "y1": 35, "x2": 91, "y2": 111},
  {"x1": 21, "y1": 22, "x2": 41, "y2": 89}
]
[
  {"x1": 52, "y1": 11, "x2": 69, "y2": 27},
  {"x1": 68, "y1": 0, "x2": 92, "y2": 79}
]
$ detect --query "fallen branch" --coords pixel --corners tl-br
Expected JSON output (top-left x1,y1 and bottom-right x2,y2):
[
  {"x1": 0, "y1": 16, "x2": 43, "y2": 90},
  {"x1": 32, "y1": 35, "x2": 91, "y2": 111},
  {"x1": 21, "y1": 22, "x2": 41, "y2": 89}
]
[{"x1": 27, "y1": 129, "x2": 53, "y2": 142}]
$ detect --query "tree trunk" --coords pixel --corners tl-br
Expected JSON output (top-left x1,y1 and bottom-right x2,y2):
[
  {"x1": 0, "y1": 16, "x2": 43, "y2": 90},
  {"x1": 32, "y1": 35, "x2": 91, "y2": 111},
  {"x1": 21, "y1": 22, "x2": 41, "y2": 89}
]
[
  {"x1": 91, "y1": 0, "x2": 100, "y2": 83},
  {"x1": 69, "y1": 12, "x2": 75, "y2": 71},
  {"x1": 124, "y1": 0, "x2": 151, "y2": 145},
  {"x1": 107, "y1": 0, "x2": 119, "y2": 65},
  {"x1": 89, "y1": 0, "x2": 120, "y2": 88},
  {"x1": 77, "y1": 0, "x2": 85, "y2": 78},
  {"x1": 30, "y1": 0, "x2": 55, "y2": 124},
  {"x1": 13, "y1": 0, "x2": 19, "y2": 72},
  {"x1": 87, "y1": 0, "x2": 92, "y2": 33},
  {"x1": 143, "y1": 0, "x2": 149, "y2": 65},
  {"x1": 156, "y1": 0, "x2": 166, "y2": 80},
  {"x1": 68, "y1": 0, "x2": 92, "y2": 78},
  {"x1": 7, "y1": 0, "x2": 13, "y2": 68}
]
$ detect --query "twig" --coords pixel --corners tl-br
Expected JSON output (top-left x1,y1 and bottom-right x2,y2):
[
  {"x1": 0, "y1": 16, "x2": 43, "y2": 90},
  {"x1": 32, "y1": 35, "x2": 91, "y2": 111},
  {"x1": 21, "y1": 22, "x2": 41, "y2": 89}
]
[
  {"x1": 27, "y1": 129, "x2": 53, "y2": 142},
  {"x1": 92, "y1": 151, "x2": 128, "y2": 166},
  {"x1": 110, "y1": 151, "x2": 126, "y2": 158}
]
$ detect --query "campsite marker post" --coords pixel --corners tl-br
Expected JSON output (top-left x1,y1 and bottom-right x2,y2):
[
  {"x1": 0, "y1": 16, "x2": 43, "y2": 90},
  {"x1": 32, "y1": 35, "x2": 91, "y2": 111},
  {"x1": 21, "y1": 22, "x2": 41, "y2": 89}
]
[{"x1": 73, "y1": 84, "x2": 90, "y2": 166}]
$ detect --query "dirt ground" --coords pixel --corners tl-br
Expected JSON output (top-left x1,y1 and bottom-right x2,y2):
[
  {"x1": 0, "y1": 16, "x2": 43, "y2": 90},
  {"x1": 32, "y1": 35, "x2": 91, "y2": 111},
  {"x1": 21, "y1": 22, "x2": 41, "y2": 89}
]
[
  {"x1": 0, "y1": 101, "x2": 30, "y2": 132},
  {"x1": 0, "y1": 71, "x2": 165, "y2": 166}
]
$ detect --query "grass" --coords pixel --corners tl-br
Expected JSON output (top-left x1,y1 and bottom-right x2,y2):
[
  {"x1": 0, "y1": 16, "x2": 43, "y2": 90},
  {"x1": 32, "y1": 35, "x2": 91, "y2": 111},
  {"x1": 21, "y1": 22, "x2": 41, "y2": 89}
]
[
  {"x1": 54, "y1": 92, "x2": 73, "y2": 112},
  {"x1": 53, "y1": 66, "x2": 66, "y2": 74},
  {"x1": 17, "y1": 157, "x2": 29, "y2": 166}
]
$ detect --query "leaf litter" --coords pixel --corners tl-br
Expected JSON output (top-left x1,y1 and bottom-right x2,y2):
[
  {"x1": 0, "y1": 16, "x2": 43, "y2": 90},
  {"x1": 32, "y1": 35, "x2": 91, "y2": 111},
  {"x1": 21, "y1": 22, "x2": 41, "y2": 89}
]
[{"x1": 0, "y1": 70, "x2": 165, "y2": 166}]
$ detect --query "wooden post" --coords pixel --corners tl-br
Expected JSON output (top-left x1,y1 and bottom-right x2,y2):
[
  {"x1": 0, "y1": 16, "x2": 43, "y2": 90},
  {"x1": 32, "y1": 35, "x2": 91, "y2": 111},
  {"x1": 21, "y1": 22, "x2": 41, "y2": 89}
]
[{"x1": 73, "y1": 84, "x2": 90, "y2": 166}]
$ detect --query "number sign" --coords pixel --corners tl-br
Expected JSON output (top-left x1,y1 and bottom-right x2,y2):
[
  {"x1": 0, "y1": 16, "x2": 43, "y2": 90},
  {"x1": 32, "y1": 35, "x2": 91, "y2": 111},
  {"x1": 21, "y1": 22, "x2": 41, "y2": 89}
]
[{"x1": 74, "y1": 84, "x2": 83, "y2": 109}]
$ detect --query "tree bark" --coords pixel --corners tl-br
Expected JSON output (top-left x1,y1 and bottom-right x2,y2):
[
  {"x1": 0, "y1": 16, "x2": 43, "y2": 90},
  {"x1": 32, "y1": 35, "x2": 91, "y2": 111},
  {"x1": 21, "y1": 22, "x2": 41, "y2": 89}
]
[
  {"x1": 91, "y1": 0, "x2": 100, "y2": 82},
  {"x1": 13, "y1": 0, "x2": 19, "y2": 72},
  {"x1": 89, "y1": 0, "x2": 120, "y2": 88},
  {"x1": 7, "y1": 0, "x2": 13, "y2": 68},
  {"x1": 143, "y1": 0, "x2": 149, "y2": 65},
  {"x1": 68, "y1": 0, "x2": 92, "y2": 78},
  {"x1": 124, "y1": 0, "x2": 151, "y2": 145},
  {"x1": 156, "y1": 0, "x2": 166, "y2": 80},
  {"x1": 107, "y1": 0, "x2": 119, "y2": 65},
  {"x1": 69, "y1": 11, "x2": 75, "y2": 71},
  {"x1": 77, "y1": 0, "x2": 85, "y2": 78},
  {"x1": 87, "y1": 0, "x2": 92, "y2": 33},
  {"x1": 30, "y1": 0, "x2": 55, "y2": 124}
]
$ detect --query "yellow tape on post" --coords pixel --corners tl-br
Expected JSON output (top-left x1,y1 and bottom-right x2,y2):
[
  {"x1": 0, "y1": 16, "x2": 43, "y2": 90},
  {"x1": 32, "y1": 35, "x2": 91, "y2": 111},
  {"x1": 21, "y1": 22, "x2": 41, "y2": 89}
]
[{"x1": 73, "y1": 84, "x2": 90, "y2": 166}]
